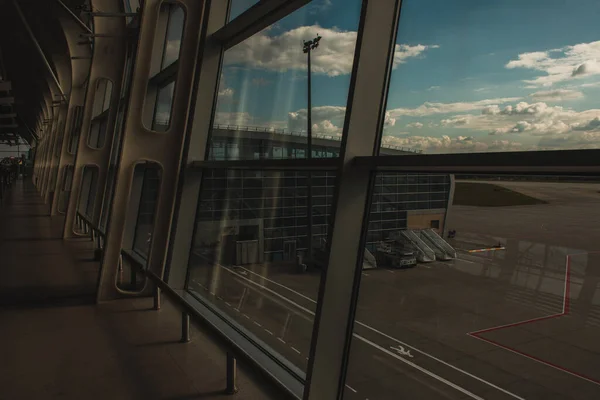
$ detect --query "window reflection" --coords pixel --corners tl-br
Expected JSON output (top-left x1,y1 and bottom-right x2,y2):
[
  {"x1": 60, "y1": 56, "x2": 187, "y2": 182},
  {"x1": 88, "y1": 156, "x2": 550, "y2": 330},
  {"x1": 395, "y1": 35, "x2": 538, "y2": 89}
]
[
  {"x1": 132, "y1": 164, "x2": 161, "y2": 258},
  {"x1": 211, "y1": 0, "x2": 362, "y2": 160},
  {"x1": 187, "y1": 168, "x2": 334, "y2": 373},
  {"x1": 78, "y1": 166, "x2": 98, "y2": 219},
  {"x1": 228, "y1": 0, "x2": 259, "y2": 21},
  {"x1": 345, "y1": 173, "x2": 600, "y2": 399},
  {"x1": 380, "y1": 0, "x2": 600, "y2": 154},
  {"x1": 161, "y1": 5, "x2": 185, "y2": 69},
  {"x1": 152, "y1": 81, "x2": 175, "y2": 131}
]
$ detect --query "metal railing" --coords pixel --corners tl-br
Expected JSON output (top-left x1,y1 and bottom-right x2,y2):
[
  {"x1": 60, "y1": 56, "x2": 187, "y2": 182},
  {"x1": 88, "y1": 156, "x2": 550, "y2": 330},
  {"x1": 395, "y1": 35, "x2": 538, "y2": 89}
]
[
  {"x1": 120, "y1": 249, "x2": 297, "y2": 398},
  {"x1": 75, "y1": 211, "x2": 106, "y2": 256},
  {"x1": 212, "y1": 124, "x2": 424, "y2": 154}
]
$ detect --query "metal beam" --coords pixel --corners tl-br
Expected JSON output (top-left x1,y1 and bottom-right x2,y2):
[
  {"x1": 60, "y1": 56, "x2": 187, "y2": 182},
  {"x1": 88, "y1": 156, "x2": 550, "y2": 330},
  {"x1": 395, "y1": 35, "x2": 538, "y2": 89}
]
[
  {"x1": 54, "y1": 0, "x2": 94, "y2": 35},
  {"x1": 353, "y1": 149, "x2": 600, "y2": 173},
  {"x1": 11, "y1": 0, "x2": 67, "y2": 102},
  {"x1": 213, "y1": 0, "x2": 311, "y2": 50},
  {"x1": 82, "y1": 12, "x2": 139, "y2": 17}
]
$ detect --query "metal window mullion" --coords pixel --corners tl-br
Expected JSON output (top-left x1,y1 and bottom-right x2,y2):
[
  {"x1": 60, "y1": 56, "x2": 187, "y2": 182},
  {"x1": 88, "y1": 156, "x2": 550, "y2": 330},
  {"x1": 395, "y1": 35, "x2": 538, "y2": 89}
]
[
  {"x1": 304, "y1": 1, "x2": 403, "y2": 399},
  {"x1": 165, "y1": 0, "x2": 230, "y2": 289},
  {"x1": 215, "y1": 0, "x2": 311, "y2": 50}
]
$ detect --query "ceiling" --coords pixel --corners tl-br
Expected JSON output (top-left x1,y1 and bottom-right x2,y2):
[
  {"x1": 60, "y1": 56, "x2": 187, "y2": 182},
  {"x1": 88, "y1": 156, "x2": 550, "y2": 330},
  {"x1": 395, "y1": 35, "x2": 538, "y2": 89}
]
[{"x1": 0, "y1": 0, "x2": 89, "y2": 147}]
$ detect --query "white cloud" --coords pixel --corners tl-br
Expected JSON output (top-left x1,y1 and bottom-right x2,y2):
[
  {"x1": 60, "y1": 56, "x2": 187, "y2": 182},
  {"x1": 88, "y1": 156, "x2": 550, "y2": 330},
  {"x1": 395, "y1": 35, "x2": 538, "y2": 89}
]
[
  {"x1": 384, "y1": 111, "x2": 397, "y2": 128},
  {"x1": 288, "y1": 105, "x2": 347, "y2": 132},
  {"x1": 225, "y1": 25, "x2": 437, "y2": 77},
  {"x1": 406, "y1": 122, "x2": 423, "y2": 129},
  {"x1": 388, "y1": 97, "x2": 521, "y2": 117},
  {"x1": 579, "y1": 81, "x2": 600, "y2": 88},
  {"x1": 506, "y1": 40, "x2": 600, "y2": 87},
  {"x1": 427, "y1": 86, "x2": 441, "y2": 91},
  {"x1": 529, "y1": 89, "x2": 583, "y2": 102},
  {"x1": 441, "y1": 115, "x2": 471, "y2": 126},
  {"x1": 381, "y1": 134, "x2": 523, "y2": 153},
  {"x1": 218, "y1": 88, "x2": 234, "y2": 97}
]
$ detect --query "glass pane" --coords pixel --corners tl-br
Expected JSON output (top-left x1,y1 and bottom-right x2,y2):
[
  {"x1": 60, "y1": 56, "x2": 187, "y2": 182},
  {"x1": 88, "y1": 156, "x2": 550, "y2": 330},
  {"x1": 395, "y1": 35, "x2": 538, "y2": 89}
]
[
  {"x1": 187, "y1": 169, "x2": 335, "y2": 377},
  {"x1": 152, "y1": 81, "x2": 175, "y2": 131},
  {"x1": 161, "y1": 5, "x2": 185, "y2": 69},
  {"x1": 211, "y1": 0, "x2": 361, "y2": 160},
  {"x1": 229, "y1": 0, "x2": 259, "y2": 21},
  {"x1": 68, "y1": 106, "x2": 83, "y2": 154},
  {"x1": 132, "y1": 164, "x2": 161, "y2": 258},
  {"x1": 381, "y1": 0, "x2": 600, "y2": 155},
  {"x1": 77, "y1": 166, "x2": 98, "y2": 219},
  {"x1": 345, "y1": 172, "x2": 600, "y2": 399},
  {"x1": 92, "y1": 79, "x2": 113, "y2": 118}
]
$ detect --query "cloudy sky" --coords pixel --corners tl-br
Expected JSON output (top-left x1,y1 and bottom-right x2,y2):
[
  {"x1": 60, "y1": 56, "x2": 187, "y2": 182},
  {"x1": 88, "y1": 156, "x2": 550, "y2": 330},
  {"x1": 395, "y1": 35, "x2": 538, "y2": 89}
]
[{"x1": 216, "y1": 0, "x2": 600, "y2": 154}]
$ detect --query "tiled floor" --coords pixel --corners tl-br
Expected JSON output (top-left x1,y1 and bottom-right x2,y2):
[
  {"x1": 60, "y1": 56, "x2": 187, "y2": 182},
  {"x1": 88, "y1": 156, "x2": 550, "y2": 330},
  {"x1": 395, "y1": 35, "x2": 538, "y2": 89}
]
[{"x1": 0, "y1": 179, "x2": 286, "y2": 400}]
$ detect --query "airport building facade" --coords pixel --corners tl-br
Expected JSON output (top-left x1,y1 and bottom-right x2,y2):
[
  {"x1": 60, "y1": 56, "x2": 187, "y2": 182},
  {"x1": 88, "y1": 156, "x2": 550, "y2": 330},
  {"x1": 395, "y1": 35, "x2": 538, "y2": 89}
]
[{"x1": 194, "y1": 128, "x2": 454, "y2": 263}]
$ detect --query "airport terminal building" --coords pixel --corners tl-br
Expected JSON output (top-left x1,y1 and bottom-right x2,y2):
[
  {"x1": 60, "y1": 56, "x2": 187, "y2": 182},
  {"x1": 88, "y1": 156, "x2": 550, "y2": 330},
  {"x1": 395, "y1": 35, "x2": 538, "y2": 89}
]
[{"x1": 195, "y1": 128, "x2": 454, "y2": 263}]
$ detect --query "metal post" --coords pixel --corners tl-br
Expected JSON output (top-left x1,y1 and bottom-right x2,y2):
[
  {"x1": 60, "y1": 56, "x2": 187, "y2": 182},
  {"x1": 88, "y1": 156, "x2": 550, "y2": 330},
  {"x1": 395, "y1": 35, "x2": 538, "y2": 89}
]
[
  {"x1": 225, "y1": 352, "x2": 238, "y2": 395},
  {"x1": 181, "y1": 312, "x2": 190, "y2": 343},
  {"x1": 153, "y1": 286, "x2": 161, "y2": 310}
]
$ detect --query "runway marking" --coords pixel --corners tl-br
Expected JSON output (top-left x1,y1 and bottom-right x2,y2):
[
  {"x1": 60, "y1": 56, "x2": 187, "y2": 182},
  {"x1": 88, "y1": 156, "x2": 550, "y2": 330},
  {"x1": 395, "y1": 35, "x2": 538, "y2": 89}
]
[
  {"x1": 345, "y1": 384, "x2": 357, "y2": 393},
  {"x1": 243, "y1": 314, "x2": 251, "y2": 319},
  {"x1": 278, "y1": 338, "x2": 286, "y2": 344},
  {"x1": 253, "y1": 321, "x2": 262, "y2": 327},
  {"x1": 467, "y1": 252, "x2": 600, "y2": 387},
  {"x1": 264, "y1": 329, "x2": 273, "y2": 335},
  {"x1": 224, "y1": 301, "x2": 232, "y2": 307},
  {"x1": 224, "y1": 262, "x2": 524, "y2": 399},
  {"x1": 468, "y1": 247, "x2": 505, "y2": 253},
  {"x1": 291, "y1": 346, "x2": 301, "y2": 355},
  {"x1": 355, "y1": 335, "x2": 484, "y2": 400},
  {"x1": 390, "y1": 345, "x2": 413, "y2": 358}
]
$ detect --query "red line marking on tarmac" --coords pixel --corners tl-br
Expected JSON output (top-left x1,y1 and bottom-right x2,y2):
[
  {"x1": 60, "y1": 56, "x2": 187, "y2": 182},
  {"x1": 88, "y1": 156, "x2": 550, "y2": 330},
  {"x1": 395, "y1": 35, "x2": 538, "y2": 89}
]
[{"x1": 467, "y1": 253, "x2": 600, "y2": 387}]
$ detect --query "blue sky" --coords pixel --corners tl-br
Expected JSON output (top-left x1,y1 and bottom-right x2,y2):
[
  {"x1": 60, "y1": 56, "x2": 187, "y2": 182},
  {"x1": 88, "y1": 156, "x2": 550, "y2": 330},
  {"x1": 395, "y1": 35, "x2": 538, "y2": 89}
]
[{"x1": 216, "y1": 0, "x2": 600, "y2": 153}]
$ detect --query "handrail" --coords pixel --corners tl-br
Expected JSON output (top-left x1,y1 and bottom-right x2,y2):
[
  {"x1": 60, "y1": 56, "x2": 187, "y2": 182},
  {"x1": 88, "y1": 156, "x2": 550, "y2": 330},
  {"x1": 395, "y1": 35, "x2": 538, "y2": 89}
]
[
  {"x1": 120, "y1": 248, "x2": 301, "y2": 399},
  {"x1": 75, "y1": 211, "x2": 106, "y2": 254},
  {"x1": 211, "y1": 124, "x2": 423, "y2": 154}
]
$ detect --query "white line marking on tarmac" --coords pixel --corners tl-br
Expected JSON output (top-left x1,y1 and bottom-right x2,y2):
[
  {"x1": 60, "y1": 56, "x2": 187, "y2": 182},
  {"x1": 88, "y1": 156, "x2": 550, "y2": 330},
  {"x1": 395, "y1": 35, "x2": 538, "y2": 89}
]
[
  {"x1": 264, "y1": 329, "x2": 273, "y2": 335},
  {"x1": 278, "y1": 338, "x2": 286, "y2": 344},
  {"x1": 345, "y1": 385, "x2": 357, "y2": 393},
  {"x1": 362, "y1": 272, "x2": 370, "y2": 277},
  {"x1": 243, "y1": 314, "x2": 251, "y2": 319},
  {"x1": 387, "y1": 270, "x2": 395, "y2": 274},
  {"x1": 224, "y1": 302, "x2": 232, "y2": 307},
  {"x1": 253, "y1": 321, "x2": 262, "y2": 327},
  {"x1": 355, "y1": 335, "x2": 484, "y2": 400},
  {"x1": 291, "y1": 347, "x2": 301, "y2": 354},
  {"x1": 230, "y1": 262, "x2": 524, "y2": 400}
]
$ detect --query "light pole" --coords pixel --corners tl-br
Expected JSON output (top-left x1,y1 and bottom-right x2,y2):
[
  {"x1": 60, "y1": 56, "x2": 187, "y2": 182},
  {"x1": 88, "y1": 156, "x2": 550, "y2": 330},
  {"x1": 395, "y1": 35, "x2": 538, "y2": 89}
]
[{"x1": 302, "y1": 34, "x2": 321, "y2": 267}]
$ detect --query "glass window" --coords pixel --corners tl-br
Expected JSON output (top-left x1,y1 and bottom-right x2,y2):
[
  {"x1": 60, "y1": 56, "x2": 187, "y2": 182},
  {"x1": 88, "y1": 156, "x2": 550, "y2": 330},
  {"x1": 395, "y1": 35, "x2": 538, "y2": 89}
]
[
  {"x1": 132, "y1": 164, "x2": 162, "y2": 258},
  {"x1": 161, "y1": 4, "x2": 185, "y2": 69},
  {"x1": 186, "y1": 168, "x2": 336, "y2": 375},
  {"x1": 210, "y1": 0, "x2": 362, "y2": 160},
  {"x1": 380, "y1": 0, "x2": 600, "y2": 155},
  {"x1": 77, "y1": 166, "x2": 99, "y2": 219},
  {"x1": 68, "y1": 106, "x2": 84, "y2": 154},
  {"x1": 229, "y1": 0, "x2": 259, "y2": 21},
  {"x1": 88, "y1": 79, "x2": 113, "y2": 149},
  {"x1": 152, "y1": 81, "x2": 175, "y2": 131},
  {"x1": 345, "y1": 172, "x2": 600, "y2": 399}
]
